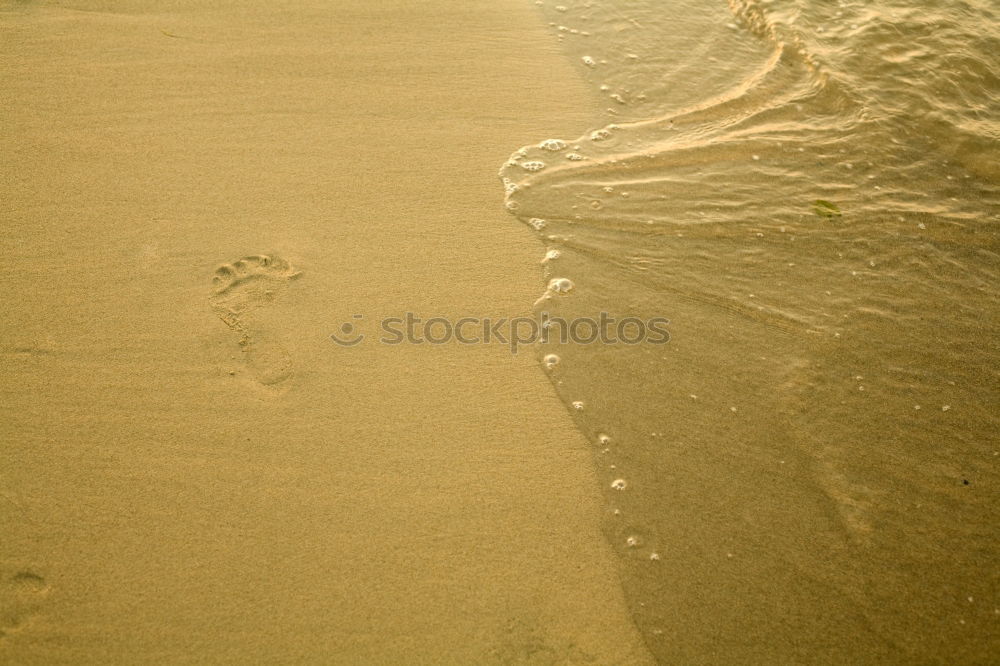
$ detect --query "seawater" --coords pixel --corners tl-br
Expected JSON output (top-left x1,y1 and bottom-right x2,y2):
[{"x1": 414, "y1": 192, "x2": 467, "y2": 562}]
[{"x1": 503, "y1": 0, "x2": 999, "y2": 661}]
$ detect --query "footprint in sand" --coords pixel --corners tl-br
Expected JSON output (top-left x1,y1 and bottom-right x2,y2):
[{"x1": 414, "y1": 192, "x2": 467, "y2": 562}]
[
  {"x1": 490, "y1": 615, "x2": 595, "y2": 665},
  {"x1": 0, "y1": 570, "x2": 50, "y2": 640},
  {"x1": 210, "y1": 254, "x2": 301, "y2": 386}
]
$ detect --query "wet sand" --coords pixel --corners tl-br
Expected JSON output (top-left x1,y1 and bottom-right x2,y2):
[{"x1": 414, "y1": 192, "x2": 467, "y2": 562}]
[
  {"x1": 504, "y1": 0, "x2": 1000, "y2": 662},
  {"x1": 0, "y1": 1, "x2": 653, "y2": 662}
]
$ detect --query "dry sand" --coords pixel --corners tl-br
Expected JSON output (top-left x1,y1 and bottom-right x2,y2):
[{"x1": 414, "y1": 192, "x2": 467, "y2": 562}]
[{"x1": 1, "y1": 0, "x2": 653, "y2": 662}]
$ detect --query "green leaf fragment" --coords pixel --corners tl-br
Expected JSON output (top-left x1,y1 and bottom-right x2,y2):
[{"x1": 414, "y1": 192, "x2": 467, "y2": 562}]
[{"x1": 813, "y1": 199, "x2": 842, "y2": 217}]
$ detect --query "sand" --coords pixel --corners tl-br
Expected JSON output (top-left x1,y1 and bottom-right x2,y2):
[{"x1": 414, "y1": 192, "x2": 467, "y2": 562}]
[{"x1": 0, "y1": 0, "x2": 653, "y2": 662}]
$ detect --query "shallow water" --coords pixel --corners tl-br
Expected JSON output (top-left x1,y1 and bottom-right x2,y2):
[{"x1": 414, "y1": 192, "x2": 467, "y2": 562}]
[{"x1": 504, "y1": 0, "x2": 999, "y2": 661}]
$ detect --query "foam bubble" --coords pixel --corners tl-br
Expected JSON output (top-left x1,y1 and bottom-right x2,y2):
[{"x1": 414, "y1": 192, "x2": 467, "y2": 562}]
[
  {"x1": 611, "y1": 479, "x2": 627, "y2": 490},
  {"x1": 582, "y1": 56, "x2": 596, "y2": 67},
  {"x1": 543, "y1": 353, "x2": 560, "y2": 369},
  {"x1": 548, "y1": 277, "x2": 574, "y2": 293},
  {"x1": 598, "y1": 434, "x2": 610, "y2": 445},
  {"x1": 539, "y1": 139, "x2": 567, "y2": 151},
  {"x1": 590, "y1": 129, "x2": 612, "y2": 141},
  {"x1": 521, "y1": 161, "x2": 546, "y2": 172},
  {"x1": 544, "y1": 249, "x2": 561, "y2": 261},
  {"x1": 572, "y1": 401, "x2": 585, "y2": 410},
  {"x1": 565, "y1": 153, "x2": 585, "y2": 161},
  {"x1": 528, "y1": 218, "x2": 547, "y2": 230}
]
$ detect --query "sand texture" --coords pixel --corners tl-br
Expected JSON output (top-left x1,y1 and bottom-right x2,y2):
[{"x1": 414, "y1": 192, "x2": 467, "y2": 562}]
[{"x1": 1, "y1": 1, "x2": 653, "y2": 662}]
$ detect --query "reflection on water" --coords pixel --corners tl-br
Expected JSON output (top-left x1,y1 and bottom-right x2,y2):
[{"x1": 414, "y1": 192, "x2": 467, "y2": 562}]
[{"x1": 503, "y1": 0, "x2": 999, "y2": 661}]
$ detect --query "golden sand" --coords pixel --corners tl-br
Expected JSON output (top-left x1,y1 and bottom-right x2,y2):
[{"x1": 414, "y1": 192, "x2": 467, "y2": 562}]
[{"x1": 1, "y1": 1, "x2": 653, "y2": 662}]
